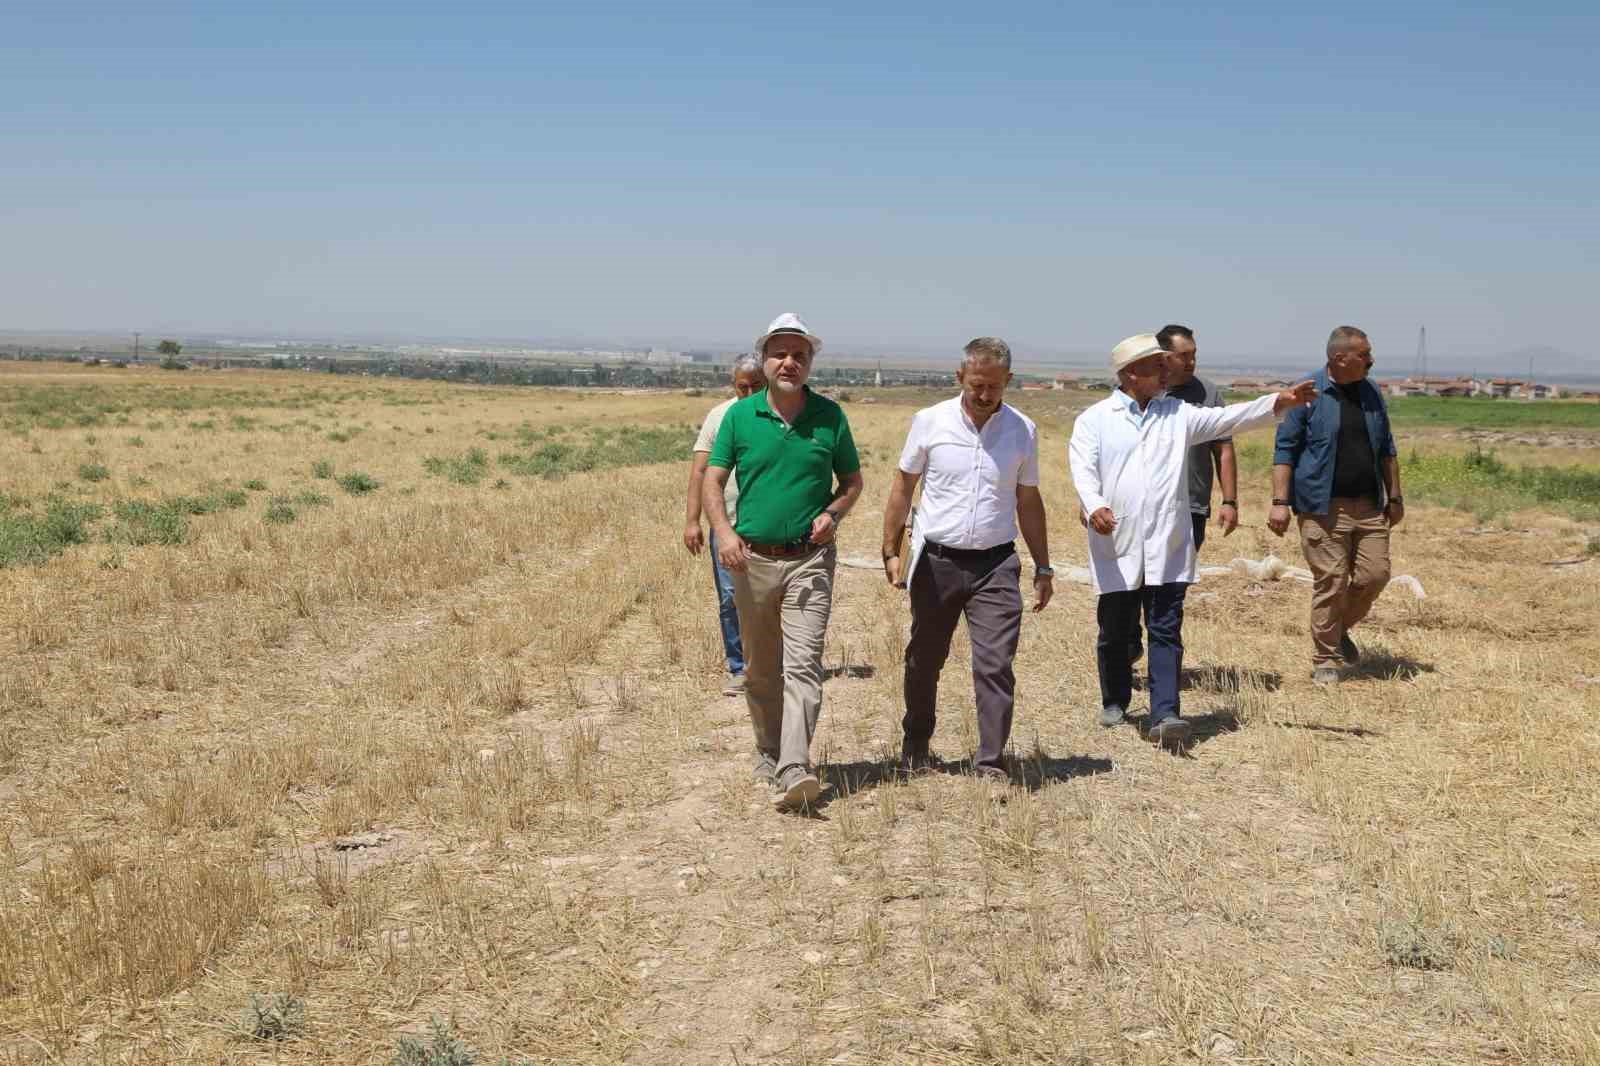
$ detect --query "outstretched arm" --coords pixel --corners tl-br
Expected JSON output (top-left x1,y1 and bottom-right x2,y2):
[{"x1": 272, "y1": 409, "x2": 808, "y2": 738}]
[{"x1": 1184, "y1": 381, "x2": 1316, "y2": 445}]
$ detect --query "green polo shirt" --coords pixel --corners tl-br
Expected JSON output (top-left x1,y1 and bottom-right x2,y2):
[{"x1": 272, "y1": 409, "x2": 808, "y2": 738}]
[{"x1": 707, "y1": 386, "x2": 861, "y2": 544}]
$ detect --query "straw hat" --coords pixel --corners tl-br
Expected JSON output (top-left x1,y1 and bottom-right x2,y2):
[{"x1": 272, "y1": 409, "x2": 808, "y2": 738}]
[
  {"x1": 755, "y1": 312, "x2": 823, "y2": 356},
  {"x1": 1110, "y1": 333, "x2": 1166, "y2": 372}
]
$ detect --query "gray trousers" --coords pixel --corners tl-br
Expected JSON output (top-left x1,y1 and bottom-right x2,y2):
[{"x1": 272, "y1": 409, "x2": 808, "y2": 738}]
[
  {"x1": 903, "y1": 548, "x2": 1023, "y2": 771},
  {"x1": 731, "y1": 544, "x2": 836, "y2": 774}
]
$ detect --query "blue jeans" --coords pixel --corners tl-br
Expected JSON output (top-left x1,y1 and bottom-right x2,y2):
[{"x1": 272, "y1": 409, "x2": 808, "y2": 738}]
[
  {"x1": 1098, "y1": 582, "x2": 1187, "y2": 726},
  {"x1": 709, "y1": 530, "x2": 745, "y2": 675},
  {"x1": 1130, "y1": 513, "x2": 1206, "y2": 654}
]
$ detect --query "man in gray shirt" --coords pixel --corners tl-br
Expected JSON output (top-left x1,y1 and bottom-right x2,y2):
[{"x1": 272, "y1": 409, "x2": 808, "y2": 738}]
[{"x1": 1129, "y1": 324, "x2": 1238, "y2": 664}]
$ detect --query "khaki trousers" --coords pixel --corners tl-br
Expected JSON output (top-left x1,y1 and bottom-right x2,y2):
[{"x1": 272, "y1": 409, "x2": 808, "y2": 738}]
[
  {"x1": 732, "y1": 544, "x2": 836, "y2": 774},
  {"x1": 1297, "y1": 498, "x2": 1391, "y2": 666}
]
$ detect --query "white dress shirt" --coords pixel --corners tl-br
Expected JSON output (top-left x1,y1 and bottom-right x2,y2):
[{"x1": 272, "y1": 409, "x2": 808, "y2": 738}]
[
  {"x1": 1069, "y1": 389, "x2": 1279, "y2": 593},
  {"x1": 898, "y1": 397, "x2": 1039, "y2": 585}
]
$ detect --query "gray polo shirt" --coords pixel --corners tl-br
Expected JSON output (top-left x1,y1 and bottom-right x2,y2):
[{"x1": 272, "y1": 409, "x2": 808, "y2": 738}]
[{"x1": 1167, "y1": 375, "x2": 1227, "y2": 515}]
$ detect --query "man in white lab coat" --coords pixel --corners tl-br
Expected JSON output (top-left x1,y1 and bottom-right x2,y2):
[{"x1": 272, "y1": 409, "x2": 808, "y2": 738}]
[{"x1": 1069, "y1": 334, "x2": 1315, "y2": 747}]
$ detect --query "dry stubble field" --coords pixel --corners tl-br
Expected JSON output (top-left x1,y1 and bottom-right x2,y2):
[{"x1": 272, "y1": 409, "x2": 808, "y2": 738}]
[{"x1": 1, "y1": 361, "x2": 1597, "y2": 1065}]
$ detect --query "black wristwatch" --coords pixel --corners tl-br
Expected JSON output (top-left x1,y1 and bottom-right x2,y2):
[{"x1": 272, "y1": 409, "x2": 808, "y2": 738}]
[
  {"x1": 1220, "y1": 499, "x2": 1237, "y2": 507},
  {"x1": 1388, "y1": 496, "x2": 1403, "y2": 504},
  {"x1": 1271, "y1": 498, "x2": 1291, "y2": 507},
  {"x1": 824, "y1": 509, "x2": 843, "y2": 523}
]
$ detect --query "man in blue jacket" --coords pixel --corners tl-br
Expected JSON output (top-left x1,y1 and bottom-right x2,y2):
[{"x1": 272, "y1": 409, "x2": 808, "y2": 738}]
[{"x1": 1267, "y1": 326, "x2": 1404, "y2": 685}]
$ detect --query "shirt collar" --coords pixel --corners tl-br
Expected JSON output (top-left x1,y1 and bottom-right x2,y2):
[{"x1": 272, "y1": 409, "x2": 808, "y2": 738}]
[
  {"x1": 957, "y1": 397, "x2": 1008, "y2": 433},
  {"x1": 1113, "y1": 388, "x2": 1157, "y2": 420},
  {"x1": 754, "y1": 384, "x2": 812, "y2": 423}
]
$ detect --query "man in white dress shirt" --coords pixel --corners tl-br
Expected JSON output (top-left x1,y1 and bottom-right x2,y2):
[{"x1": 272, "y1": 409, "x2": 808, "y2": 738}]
[
  {"x1": 882, "y1": 338, "x2": 1054, "y2": 781},
  {"x1": 1069, "y1": 334, "x2": 1314, "y2": 748}
]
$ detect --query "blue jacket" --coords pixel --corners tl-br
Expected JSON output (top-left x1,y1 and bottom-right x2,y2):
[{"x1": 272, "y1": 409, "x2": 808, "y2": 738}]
[{"x1": 1273, "y1": 368, "x2": 1396, "y2": 516}]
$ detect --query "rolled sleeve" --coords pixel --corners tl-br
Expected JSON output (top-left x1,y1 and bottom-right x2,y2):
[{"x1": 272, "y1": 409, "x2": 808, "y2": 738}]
[
  {"x1": 1018, "y1": 426, "x2": 1041, "y2": 487},
  {"x1": 1273, "y1": 407, "x2": 1307, "y2": 466},
  {"x1": 1378, "y1": 411, "x2": 1398, "y2": 459},
  {"x1": 897, "y1": 411, "x2": 929, "y2": 474}
]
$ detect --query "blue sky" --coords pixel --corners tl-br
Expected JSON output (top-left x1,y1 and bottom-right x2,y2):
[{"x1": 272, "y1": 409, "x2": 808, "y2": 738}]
[{"x1": 3, "y1": 2, "x2": 1596, "y2": 364}]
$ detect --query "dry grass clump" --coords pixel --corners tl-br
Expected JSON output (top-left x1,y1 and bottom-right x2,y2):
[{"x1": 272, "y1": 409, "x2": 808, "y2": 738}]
[{"x1": 0, "y1": 363, "x2": 1597, "y2": 1063}]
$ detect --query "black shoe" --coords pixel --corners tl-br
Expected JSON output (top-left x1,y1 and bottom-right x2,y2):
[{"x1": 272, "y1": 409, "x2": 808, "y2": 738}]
[
  {"x1": 898, "y1": 747, "x2": 940, "y2": 776},
  {"x1": 1338, "y1": 632, "x2": 1361, "y2": 664},
  {"x1": 1146, "y1": 717, "x2": 1192, "y2": 749},
  {"x1": 975, "y1": 764, "x2": 1011, "y2": 789}
]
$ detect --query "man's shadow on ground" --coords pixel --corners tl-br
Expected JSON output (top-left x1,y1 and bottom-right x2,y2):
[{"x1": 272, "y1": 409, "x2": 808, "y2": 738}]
[
  {"x1": 1345, "y1": 651, "x2": 1433, "y2": 682},
  {"x1": 1126, "y1": 710, "x2": 1241, "y2": 756},
  {"x1": 1132, "y1": 665, "x2": 1283, "y2": 693},
  {"x1": 822, "y1": 664, "x2": 876, "y2": 681},
  {"x1": 813, "y1": 750, "x2": 1113, "y2": 811}
]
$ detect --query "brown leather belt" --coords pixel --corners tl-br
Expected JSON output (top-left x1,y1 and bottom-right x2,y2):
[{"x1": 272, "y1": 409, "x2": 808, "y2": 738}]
[{"x1": 747, "y1": 540, "x2": 815, "y2": 559}]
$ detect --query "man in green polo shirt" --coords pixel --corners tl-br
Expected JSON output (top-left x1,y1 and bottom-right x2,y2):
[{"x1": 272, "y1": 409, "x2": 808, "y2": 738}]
[{"x1": 705, "y1": 312, "x2": 864, "y2": 811}]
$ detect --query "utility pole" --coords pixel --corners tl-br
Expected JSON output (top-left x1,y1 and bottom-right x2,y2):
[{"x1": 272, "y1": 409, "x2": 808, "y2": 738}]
[
  {"x1": 133, "y1": 331, "x2": 141, "y2": 364},
  {"x1": 1414, "y1": 325, "x2": 1427, "y2": 383}
]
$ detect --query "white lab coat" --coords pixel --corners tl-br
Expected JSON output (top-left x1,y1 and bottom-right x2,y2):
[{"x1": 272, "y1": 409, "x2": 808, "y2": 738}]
[{"x1": 1069, "y1": 389, "x2": 1279, "y2": 593}]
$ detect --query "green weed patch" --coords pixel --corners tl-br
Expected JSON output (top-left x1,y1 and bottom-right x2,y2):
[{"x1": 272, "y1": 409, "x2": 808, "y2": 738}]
[
  {"x1": 497, "y1": 425, "x2": 691, "y2": 480},
  {"x1": 422, "y1": 447, "x2": 489, "y2": 485},
  {"x1": 0, "y1": 498, "x2": 103, "y2": 567}
]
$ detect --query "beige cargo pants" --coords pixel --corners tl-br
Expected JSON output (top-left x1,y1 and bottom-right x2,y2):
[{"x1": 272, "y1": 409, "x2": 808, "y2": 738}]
[{"x1": 731, "y1": 544, "x2": 836, "y2": 775}]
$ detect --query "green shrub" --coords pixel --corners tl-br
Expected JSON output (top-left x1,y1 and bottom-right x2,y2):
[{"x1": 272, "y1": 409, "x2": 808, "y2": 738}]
[
  {"x1": 295, "y1": 489, "x2": 332, "y2": 507},
  {"x1": 243, "y1": 478, "x2": 268, "y2": 491},
  {"x1": 264, "y1": 497, "x2": 298, "y2": 524},
  {"x1": 128, "y1": 435, "x2": 145, "y2": 447},
  {"x1": 77, "y1": 462, "x2": 110, "y2": 482},
  {"x1": 422, "y1": 448, "x2": 489, "y2": 486},
  {"x1": 393, "y1": 1017, "x2": 530, "y2": 1066},
  {"x1": 239, "y1": 992, "x2": 305, "y2": 1042},
  {"x1": 0, "y1": 498, "x2": 103, "y2": 567},
  {"x1": 337, "y1": 471, "x2": 381, "y2": 495},
  {"x1": 1379, "y1": 915, "x2": 1453, "y2": 971},
  {"x1": 311, "y1": 459, "x2": 334, "y2": 479},
  {"x1": 106, "y1": 500, "x2": 187, "y2": 546}
]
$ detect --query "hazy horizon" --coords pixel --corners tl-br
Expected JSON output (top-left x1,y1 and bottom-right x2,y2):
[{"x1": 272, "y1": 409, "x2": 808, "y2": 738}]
[{"x1": 4, "y1": 5, "x2": 1595, "y2": 365}]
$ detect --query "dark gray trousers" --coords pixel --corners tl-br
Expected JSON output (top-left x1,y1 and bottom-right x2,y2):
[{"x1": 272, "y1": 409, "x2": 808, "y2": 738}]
[{"x1": 902, "y1": 548, "x2": 1023, "y2": 771}]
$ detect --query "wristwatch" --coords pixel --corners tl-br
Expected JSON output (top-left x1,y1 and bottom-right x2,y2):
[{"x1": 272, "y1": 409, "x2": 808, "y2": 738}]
[
  {"x1": 1271, "y1": 498, "x2": 1291, "y2": 507},
  {"x1": 1220, "y1": 499, "x2": 1238, "y2": 507},
  {"x1": 1388, "y1": 496, "x2": 1403, "y2": 504},
  {"x1": 1034, "y1": 565, "x2": 1055, "y2": 579},
  {"x1": 824, "y1": 509, "x2": 843, "y2": 523}
]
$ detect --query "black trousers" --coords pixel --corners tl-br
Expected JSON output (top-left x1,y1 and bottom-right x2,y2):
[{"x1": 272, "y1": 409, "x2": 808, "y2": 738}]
[{"x1": 902, "y1": 547, "x2": 1023, "y2": 771}]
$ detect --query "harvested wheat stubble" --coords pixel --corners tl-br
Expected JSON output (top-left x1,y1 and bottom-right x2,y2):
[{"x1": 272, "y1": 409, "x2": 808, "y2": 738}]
[{"x1": 0, "y1": 363, "x2": 1597, "y2": 1064}]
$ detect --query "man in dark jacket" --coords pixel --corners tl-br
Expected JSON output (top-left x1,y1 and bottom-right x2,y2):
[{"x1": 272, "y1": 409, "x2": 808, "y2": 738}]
[{"x1": 1268, "y1": 326, "x2": 1404, "y2": 685}]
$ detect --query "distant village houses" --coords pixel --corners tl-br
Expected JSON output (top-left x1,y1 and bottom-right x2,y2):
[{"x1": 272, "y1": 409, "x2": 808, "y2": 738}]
[{"x1": 1379, "y1": 377, "x2": 1563, "y2": 400}]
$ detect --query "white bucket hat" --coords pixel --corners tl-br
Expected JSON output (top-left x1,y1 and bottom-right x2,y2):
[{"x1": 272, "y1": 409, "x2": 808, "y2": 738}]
[
  {"x1": 755, "y1": 312, "x2": 823, "y2": 356},
  {"x1": 1110, "y1": 333, "x2": 1166, "y2": 373}
]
